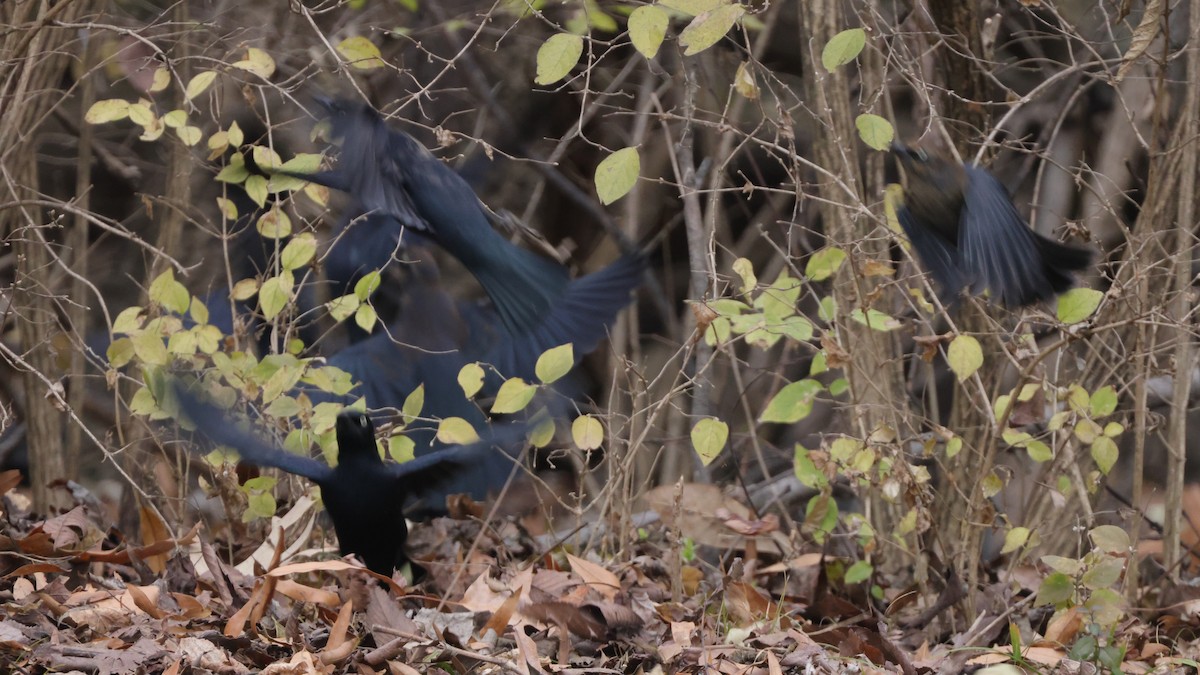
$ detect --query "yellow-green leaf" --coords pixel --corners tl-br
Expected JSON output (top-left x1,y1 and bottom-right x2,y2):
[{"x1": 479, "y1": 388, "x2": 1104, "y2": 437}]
[
  {"x1": 353, "y1": 303, "x2": 376, "y2": 333},
  {"x1": 251, "y1": 145, "x2": 284, "y2": 171},
  {"x1": 337, "y1": 36, "x2": 385, "y2": 70},
  {"x1": 628, "y1": 5, "x2": 668, "y2": 59},
  {"x1": 760, "y1": 379, "x2": 822, "y2": 424},
  {"x1": 458, "y1": 362, "x2": 485, "y2": 399},
  {"x1": 131, "y1": 330, "x2": 169, "y2": 366},
  {"x1": 256, "y1": 206, "x2": 291, "y2": 238},
  {"x1": 1091, "y1": 435, "x2": 1118, "y2": 474},
  {"x1": 731, "y1": 258, "x2": 756, "y2": 294},
  {"x1": 244, "y1": 175, "x2": 268, "y2": 208},
  {"x1": 1090, "y1": 385, "x2": 1117, "y2": 418},
  {"x1": 327, "y1": 294, "x2": 358, "y2": 322},
  {"x1": 148, "y1": 270, "x2": 190, "y2": 314},
  {"x1": 232, "y1": 47, "x2": 276, "y2": 79},
  {"x1": 947, "y1": 335, "x2": 983, "y2": 382},
  {"x1": 127, "y1": 103, "x2": 155, "y2": 127},
  {"x1": 107, "y1": 337, "x2": 135, "y2": 368},
  {"x1": 595, "y1": 146, "x2": 640, "y2": 205},
  {"x1": 1001, "y1": 526, "x2": 1030, "y2": 554},
  {"x1": 535, "y1": 343, "x2": 574, "y2": 384},
  {"x1": 678, "y1": 3, "x2": 745, "y2": 56},
  {"x1": 185, "y1": 71, "x2": 218, "y2": 100},
  {"x1": 535, "y1": 33, "x2": 584, "y2": 85},
  {"x1": 190, "y1": 295, "x2": 210, "y2": 325},
  {"x1": 1057, "y1": 287, "x2": 1102, "y2": 324},
  {"x1": 734, "y1": 60, "x2": 759, "y2": 99},
  {"x1": 85, "y1": 99, "x2": 131, "y2": 124},
  {"x1": 690, "y1": 417, "x2": 728, "y2": 466},
  {"x1": 259, "y1": 273, "x2": 293, "y2": 320},
  {"x1": 660, "y1": 0, "x2": 726, "y2": 15},
  {"x1": 112, "y1": 306, "x2": 144, "y2": 335},
  {"x1": 491, "y1": 377, "x2": 536, "y2": 414},
  {"x1": 402, "y1": 384, "x2": 424, "y2": 425},
  {"x1": 530, "y1": 415, "x2": 555, "y2": 448},
  {"x1": 176, "y1": 125, "x2": 202, "y2": 146},
  {"x1": 821, "y1": 28, "x2": 866, "y2": 71},
  {"x1": 805, "y1": 246, "x2": 846, "y2": 281},
  {"x1": 354, "y1": 270, "x2": 381, "y2": 300},
  {"x1": 437, "y1": 417, "x2": 480, "y2": 444},
  {"x1": 849, "y1": 308, "x2": 901, "y2": 331},
  {"x1": 280, "y1": 233, "x2": 317, "y2": 271},
  {"x1": 572, "y1": 414, "x2": 604, "y2": 450},
  {"x1": 232, "y1": 278, "x2": 259, "y2": 301},
  {"x1": 216, "y1": 154, "x2": 249, "y2": 184},
  {"x1": 387, "y1": 434, "x2": 416, "y2": 463},
  {"x1": 855, "y1": 114, "x2": 894, "y2": 151}
]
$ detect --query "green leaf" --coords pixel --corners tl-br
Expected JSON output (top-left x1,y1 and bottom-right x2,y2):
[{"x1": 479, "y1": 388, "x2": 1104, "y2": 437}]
[
  {"x1": 849, "y1": 308, "x2": 901, "y2": 331},
  {"x1": 268, "y1": 153, "x2": 324, "y2": 192},
  {"x1": 491, "y1": 378, "x2": 537, "y2": 414},
  {"x1": 255, "y1": 207, "x2": 291, "y2": 239},
  {"x1": 731, "y1": 257, "x2": 756, "y2": 294},
  {"x1": 821, "y1": 28, "x2": 866, "y2": 71},
  {"x1": 628, "y1": 5, "x2": 668, "y2": 58},
  {"x1": 354, "y1": 271, "x2": 381, "y2": 300},
  {"x1": 1057, "y1": 287, "x2": 1103, "y2": 324},
  {"x1": 437, "y1": 417, "x2": 480, "y2": 444},
  {"x1": 354, "y1": 303, "x2": 377, "y2": 333},
  {"x1": 131, "y1": 330, "x2": 169, "y2": 366},
  {"x1": 1081, "y1": 557, "x2": 1124, "y2": 590},
  {"x1": 458, "y1": 362, "x2": 485, "y2": 399},
  {"x1": 535, "y1": 33, "x2": 584, "y2": 85},
  {"x1": 112, "y1": 306, "x2": 144, "y2": 334},
  {"x1": 244, "y1": 175, "x2": 269, "y2": 208},
  {"x1": 760, "y1": 379, "x2": 822, "y2": 424},
  {"x1": 946, "y1": 335, "x2": 983, "y2": 382},
  {"x1": 595, "y1": 146, "x2": 640, "y2": 205},
  {"x1": 336, "y1": 36, "x2": 385, "y2": 70},
  {"x1": 793, "y1": 445, "x2": 828, "y2": 488},
  {"x1": 185, "y1": 71, "x2": 218, "y2": 101},
  {"x1": 327, "y1": 295, "x2": 358, "y2": 322},
  {"x1": 148, "y1": 270, "x2": 190, "y2": 314},
  {"x1": 1089, "y1": 525, "x2": 1131, "y2": 554},
  {"x1": 280, "y1": 233, "x2": 317, "y2": 271},
  {"x1": 678, "y1": 3, "x2": 745, "y2": 56},
  {"x1": 530, "y1": 415, "x2": 556, "y2": 448},
  {"x1": 1089, "y1": 385, "x2": 1117, "y2": 418},
  {"x1": 259, "y1": 273, "x2": 293, "y2": 320},
  {"x1": 84, "y1": 99, "x2": 130, "y2": 124},
  {"x1": 215, "y1": 154, "x2": 250, "y2": 184},
  {"x1": 107, "y1": 337, "x2": 135, "y2": 368},
  {"x1": 1091, "y1": 435, "x2": 1118, "y2": 474},
  {"x1": 1025, "y1": 440, "x2": 1052, "y2": 463},
  {"x1": 844, "y1": 560, "x2": 872, "y2": 585},
  {"x1": 129, "y1": 386, "x2": 159, "y2": 416},
  {"x1": 805, "y1": 247, "x2": 846, "y2": 281},
  {"x1": 690, "y1": 417, "x2": 728, "y2": 466},
  {"x1": 572, "y1": 414, "x2": 604, "y2": 450},
  {"x1": 387, "y1": 434, "x2": 416, "y2": 463},
  {"x1": 231, "y1": 47, "x2": 276, "y2": 79},
  {"x1": 402, "y1": 384, "x2": 424, "y2": 425},
  {"x1": 1001, "y1": 526, "x2": 1030, "y2": 554},
  {"x1": 855, "y1": 114, "x2": 894, "y2": 151},
  {"x1": 535, "y1": 343, "x2": 574, "y2": 384}
]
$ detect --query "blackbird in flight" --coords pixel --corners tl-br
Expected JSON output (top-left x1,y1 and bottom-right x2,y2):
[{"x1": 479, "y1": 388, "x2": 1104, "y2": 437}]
[
  {"x1": 891, "y1": 142, "x2": 1091, "y2": 307},
  {"x1": 286, "y1": 97, "x2": 601, "y2": 340},
  {"x1": 175, "y1": 385, "x2": 526, "y2": 578}
]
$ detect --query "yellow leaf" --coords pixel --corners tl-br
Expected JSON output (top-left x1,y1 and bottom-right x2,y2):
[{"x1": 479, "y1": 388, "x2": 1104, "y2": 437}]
[
  {"x1": 947, "y1": 335, "x2": 983, "y2": 382},
  {"x1": 628, "y1": 5, "x2": 668, "y2": 59},
  {"x1": 437, "y1": 417, "x2": 480, "y2": 444},
  {"x1": 185, "y1": 71, "x2": 218, "y2": 100},
  {"x1": 232, "y1": 47, "x2": 276, "y2": 79},
  {"x1": 594, "y1": 146, "x2": 640, "y2": 205},
  {"x1": 535, "y1": 33, "x2": 584, "y2": 85},
  {"x1": 336, "y1": 36, "x2": 385, "y2": 70},
  {"x1": 678, "y1": 3, "x2": 745, "y2": 56},
  {"x1": 572, "y1": 414, "x2": 604, "y2": 450}
]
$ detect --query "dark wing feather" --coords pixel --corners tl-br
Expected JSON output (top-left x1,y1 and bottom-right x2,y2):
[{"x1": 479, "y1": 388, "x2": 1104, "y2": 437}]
[
  {"x1": 382, "y1": 423, "x2": 529, "y2": 494},
  {"x1": 174, "y1": 385, "x2": 335, "y2": 483},
  {"x1": 896, "y1": 205, "x2": 968, "y2": 296},
  {"x1": 959, "y1": 167, "x2": 1049, "y2": 306}
]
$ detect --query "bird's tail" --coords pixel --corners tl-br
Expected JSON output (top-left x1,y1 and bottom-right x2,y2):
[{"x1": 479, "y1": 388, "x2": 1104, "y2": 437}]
[{"x1": 1036, "y1": 234, "x2": 1093, "y2": 294}]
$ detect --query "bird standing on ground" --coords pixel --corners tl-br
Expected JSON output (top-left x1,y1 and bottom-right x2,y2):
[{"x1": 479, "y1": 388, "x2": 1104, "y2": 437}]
[
  {"x1": 175, "y1": 385, "x2": 526, "y2": 578},
  {"x1": 891, "y1": 142, "x2": 1092, "y2": 307}
]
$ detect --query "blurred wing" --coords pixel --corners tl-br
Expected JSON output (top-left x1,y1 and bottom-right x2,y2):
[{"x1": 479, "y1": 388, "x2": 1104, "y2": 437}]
[
  {"x1": 174, "y1": 385, "x2": 334, "y2": 483},
  {"x1": 383, "y1": 422, "x2": 529, "y2": 494},
  {"x1": 896, "y1": 206, "x2": 968, "y2": 296},
  {"x1": 959, "y1": 167, "x2": 1048, "y2": 307}
]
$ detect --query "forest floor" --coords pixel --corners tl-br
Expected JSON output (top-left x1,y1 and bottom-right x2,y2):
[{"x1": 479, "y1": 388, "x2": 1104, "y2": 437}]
[{"x1": 1, "y1": 471, "x2": 1199, "y2": 674}]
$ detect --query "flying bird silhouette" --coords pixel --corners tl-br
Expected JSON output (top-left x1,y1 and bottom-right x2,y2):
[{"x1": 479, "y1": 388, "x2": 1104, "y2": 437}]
[{"x1": 891, "y1": 142, "x2": 1091, "y2": 307}]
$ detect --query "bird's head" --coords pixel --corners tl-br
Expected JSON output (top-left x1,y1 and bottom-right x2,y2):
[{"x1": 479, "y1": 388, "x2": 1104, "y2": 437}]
[
  {"x1": 335, "y1": 410, "x2": 379, "y2": 459},
  {"x1": 890, "y1": 141, "x2": 968, "y2": 204}
]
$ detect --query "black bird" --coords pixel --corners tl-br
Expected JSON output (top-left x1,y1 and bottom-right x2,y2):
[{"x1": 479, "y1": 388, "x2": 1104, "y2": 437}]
[
  {"x1": 286, "y1": 97, "x2": 582, "y2": 339},
  {"x1": 174, "y1": 385, "x2": 526, "y2": 578},
  {"x1": 891, "y1": 142, "x2": 1091, "y2": 307},
  {"x1": 313, "y1": 240, "x2": 643, "y2": 516}
]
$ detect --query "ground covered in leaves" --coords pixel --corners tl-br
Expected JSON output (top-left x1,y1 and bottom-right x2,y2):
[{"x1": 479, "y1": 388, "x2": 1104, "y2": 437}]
[{"x1": 2, "y1": 471, "x2": 1199, "y2": 674}]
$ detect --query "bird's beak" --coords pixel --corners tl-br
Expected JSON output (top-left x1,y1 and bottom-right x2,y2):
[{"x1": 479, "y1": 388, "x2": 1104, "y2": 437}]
[{"x1": 890, "y1": 141, "x2": 912, "y2": 157}]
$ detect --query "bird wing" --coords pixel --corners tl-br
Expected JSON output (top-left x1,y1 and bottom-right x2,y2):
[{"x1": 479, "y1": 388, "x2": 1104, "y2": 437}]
[
  {"x1": 958, "y1": 167, "x2": 1049, "y2": 307},
  {"x1": 174, "y1": 385, "x2": 335, "y2": 483},
  {"x1": 896, "y1": 205, "x2": 968, "y2": 297},
  {"x1": 382, "y1": 422, "x2": 529, "y2": 494}
]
